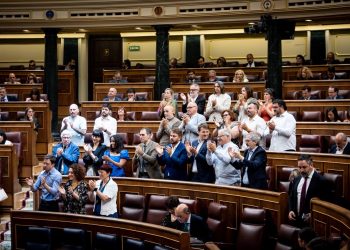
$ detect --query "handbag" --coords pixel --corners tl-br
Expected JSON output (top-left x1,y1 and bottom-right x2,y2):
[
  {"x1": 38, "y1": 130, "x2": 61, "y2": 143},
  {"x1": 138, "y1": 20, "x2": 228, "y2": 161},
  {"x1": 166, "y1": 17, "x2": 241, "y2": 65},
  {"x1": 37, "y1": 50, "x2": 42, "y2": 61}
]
[{"x1": 0, "y1": 188, "x2": 8, "y2": 202}]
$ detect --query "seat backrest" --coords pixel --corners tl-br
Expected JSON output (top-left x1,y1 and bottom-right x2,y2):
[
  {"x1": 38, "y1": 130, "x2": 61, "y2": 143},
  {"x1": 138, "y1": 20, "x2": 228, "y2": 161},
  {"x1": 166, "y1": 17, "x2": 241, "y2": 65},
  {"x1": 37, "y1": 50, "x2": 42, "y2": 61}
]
[
  {"x1": 275, "y1": 224, "x2": 300, "y2": 250},
  {"x1": 215, "y1": 76, "x2": 229, "y2": 82},
  {"x1": 135, "y1": 92, "x2": 148, "y2": 101},
  {"x1": 299, "y1": 134, "x2": 323, "y2": 153},
  {"x1": 285, "y1": 91, "x2": 300, "y2": 100},
  {"x1": 206, "y1": 202, "x2": 228, "y2": 242},
  {"x1": 246, "y1": 74, "x2": 260, "y2": 81},
  {"x1": 0, "y1": 111, "x2": 9, "y2": 121},
  {"x1": 17, "y1": 111, "x2": 25, "y2": 120},
  {"x1": 323, "y1": 172, "x2": 343, "y2": 198},
  {"x1": 339, "y1": 89, "x2": 350, "y2": 99},
  {"x1": 288, "y1": 111, "x2": 298, "y2": 121},
  {"x1": 132, "y1": 134, "x2": 141, "y2": 145},
  {"x1": 26, "y1": 226, "x2": 52, "y2": 250},
  {"x1": 40, "y1": 94, "x2": 48, "y2": 101},
  {"x1": 178, "y1": 198, "x2": 197, "y2": 214},
  {"x1": 140, "y1": 111, "x2": 160, "y2": 121},
  {"x1": 62, "y1": 228, "x2": 86, "y2": 249},
  {"x1": 95, "y1": 233, "x2": 118, "y2": 250},
  {"x1": 144, "y1": 76, "x2": 155, "y2": 82},
  {"x1": 145, "y1": 195, "x2": 169, "y2": 225},
  {"x1": 116, "y1": 132, "x2": 128, "y2": 145},
  {"x1": 121, "y1": 193, "x2": 146, "y2": 221},
  {"x1": 236, "y1": 207, "x2": 266, "y2": 250},
  {"x1": 310, "y1": 90, "x2": 321, "y2": 99},
  {"x1": 5, "y1": 131, "x2": 22, "y2": 158},
  {"x1": 335, "y1": 72, "x2": 348, "y2": 79},
  {"x1": 7, "y1": 93, "x2": 18, "y2": 100},
  {"x1": 301, "y1": 111, "x2": 323, "y2": 122},
  {"x1": 127, "y1": 111, "x2": 136, "y2": 121},
  {"x1": 124, "y1": 238, "x2": 145, "y2": 249},
  {"x1": 265, "y1": 166, "x2": 275, "y2": 191}
]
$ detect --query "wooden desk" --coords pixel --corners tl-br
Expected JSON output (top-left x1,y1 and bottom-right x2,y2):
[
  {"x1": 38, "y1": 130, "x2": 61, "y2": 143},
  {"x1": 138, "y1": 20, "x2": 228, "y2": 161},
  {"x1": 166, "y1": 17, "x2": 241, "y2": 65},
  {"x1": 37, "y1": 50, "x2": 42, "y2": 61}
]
[
  {"x1": 0, "y1": 102, "x2": 52, "y2": 154},
  {"x1": 282, "y1": 79, "x2": 350, "y2": 99},
  {"x1": 0, "y1": 145, "x2": 21, "y2": 213},
  {"x1": 285, "y1": 99, "x2": 350, "y2": 114},
  {"x1": 93, "y1": 82, "x2": 154, "y2": 101},
  {"x1": 0, "y1": 122, "x2": 38, "y2": 179},
  {"x1": 11, "y1": 210, "x2": 191, "y2": 250},
  {"x1": 0, "y1": 83, "x2": 43, "y2": 101}
]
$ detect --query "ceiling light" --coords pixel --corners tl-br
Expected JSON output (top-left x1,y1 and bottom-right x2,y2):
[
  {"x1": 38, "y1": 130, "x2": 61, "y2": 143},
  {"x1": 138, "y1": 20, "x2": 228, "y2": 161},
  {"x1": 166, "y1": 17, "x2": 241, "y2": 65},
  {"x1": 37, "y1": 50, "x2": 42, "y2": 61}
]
[
  {"x1": 305, "y1": 19, "x2": 312, "y2": 22},
  {"x1": 135, "y1": 27, "x2": 143, "y2": 30},
  {"x1": 248, "y1": 22, "x2": 255, "y2": 25},
  {"x1": 23, "y1": 29, "x2": 30, "y2": 33}
]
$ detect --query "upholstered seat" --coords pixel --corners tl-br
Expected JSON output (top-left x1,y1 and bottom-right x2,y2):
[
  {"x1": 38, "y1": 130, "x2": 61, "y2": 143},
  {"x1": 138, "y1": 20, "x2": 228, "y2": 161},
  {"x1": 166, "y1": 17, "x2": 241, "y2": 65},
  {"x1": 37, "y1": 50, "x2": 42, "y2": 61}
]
[
  {"x1": 236, "y1": 207, "x2": 266, "y2": 250},
  {"x1": 246, "y1": 74, "x2": 260, "y2": 81},
  {"x1": 301, "y1": 111, "x2": 323, "y2": 122},
  {"x1": 116, "y1": 132, "x2": 128, "y2": 145},
  {"x1": 25, "y1": 226, "x2": 52, "y2": 250},
  {"x1": 124, "y1": 238, "x2": 145, "y2": 249},
  {"x1": 266, "y1": 166, "x2": 276, "y2": 191},
  {"x1": 62, "y1": 228, "x2": 86, "y2": 250},
  {"x1": 40, "y1": 94, "x2": 48, "y2": 101},
  {"x1": 135, "y1": 92, "x2": 148, "y2": 101},
  {"x1": 323, "y1": 173, "x2": 343, "y2": 199},
  {"x1": 5, "y1": 131, "x2": 22, "y2": 160},
  {"x1": 17, "y1": 111, "x2": 25, "y2": 120},
  {"x1": 121, "y1": 193, "x2": 146, "y2": 221},
  {"x1": 310, "y1": 90, "x2": 321, "y2": 99},
  {"x1": 274, "y1": 224, "x2": 300, "y2": 250},
  {"x1": 94, "y1": 233, "x2": 119, "y2": 250},
  {"x1": 140, "y1": 111, "x2": 160, "y2": 121},
  {"x1": 215, "y1": 76, "x2": 229, "y2": 82},
  {"x1": 288, "y1": 111, "x2": 298, "y2": 121},
  {"x1": 178, "y1": 198, "x2": 197, "y2": 214},
  {"x1": 339, "y1": 89, "x2": 350, "y2": 99},
  {"x1": 0, "y1": 111, "x2": 9, "y2": 121},
  {"x1": 145, "y1": 195, "x2": 169, "y2": 225},
  {"x1": 285, "y1": 91, "x2": 300, "y2": 100},
  {"x1": 144, "y1": 76, "x2": 155, "y2": 82},
  {"x1": 299, "y1": 134, "x2": 323, "y2": 153},
  {"x1": 206, "y1": 202, "x2": 228, "y2": 243},
  {"x1": 277, "y1": 167, "x2": 297, "y2": 192},
  {"x1": 132, "y1": 134, "x2": 141, "y2": 145}
]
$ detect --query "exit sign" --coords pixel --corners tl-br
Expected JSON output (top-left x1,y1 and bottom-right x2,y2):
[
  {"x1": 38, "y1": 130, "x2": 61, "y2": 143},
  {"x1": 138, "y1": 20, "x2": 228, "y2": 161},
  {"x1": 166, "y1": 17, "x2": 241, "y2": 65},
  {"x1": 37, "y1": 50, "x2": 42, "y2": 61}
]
[{"x1": 129, "y1": 45, "x2": 140, "y2": 51}]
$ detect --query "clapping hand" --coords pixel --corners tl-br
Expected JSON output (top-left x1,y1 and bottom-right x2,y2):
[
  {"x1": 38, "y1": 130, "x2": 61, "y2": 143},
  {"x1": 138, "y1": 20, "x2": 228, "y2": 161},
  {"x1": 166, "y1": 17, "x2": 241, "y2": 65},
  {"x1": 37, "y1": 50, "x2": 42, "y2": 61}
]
[
  {"x1": 58, "y1": 186, "x2": 66, "y2": 195},
  {"x1": 155, "y1": 145, "x2": 164, "y2": 155},
  {"x1": 165, "y1": 146, "x2": 172, "y2": 155},
  {"x1": 179, "y1": 93, "x2": 186, "y2": 101},
  {"x1": 207, "y1": 141, "x2": 216, "y2": 152},
  {"x1": 88, "y1": 180, "x2": 96, "y2": 190},
  {"x1": 135, "y1": 145, "x2": 144, "y2": 156},
  {"x1": 228, "y1": 147, "x2": 242, "y2": 160}
]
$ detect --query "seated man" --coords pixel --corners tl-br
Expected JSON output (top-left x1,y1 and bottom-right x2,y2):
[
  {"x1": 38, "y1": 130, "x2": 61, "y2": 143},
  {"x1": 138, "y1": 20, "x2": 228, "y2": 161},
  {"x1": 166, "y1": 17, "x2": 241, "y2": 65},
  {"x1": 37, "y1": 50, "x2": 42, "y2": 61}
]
[
  {"x1": 0, "y1": 87, "x2": 18, "y2": 102},
  {"x1": 109, "y1": 70, "x2": 127, "y2": 83},
  {"x1": 4, "y1": 73, "x2": 20, "y2": 84},
  {"x1": 52, "y1": 130, "x2": 79, "y2": 175},
  {"x1": 329, "y1": 132, "x2": 350, "y2": 155},
  {"x1": 197, "y1": 56, "x2": 205, "y2": 68},
  {"x1": 180, "y1": 83, "x2": 206, "y2": 115},
  {"x1": 322, "y1": 65, "x2": 340, "y2": 80},
  {"x1": 175, "y1": 203, "x2": 210, "y2": 243},
  {"x1": 185, "y1": 70, "x2": 200, "y2": 84},
  {"x1": 123, "y1": 88, "x2": 146, "y2": 101},
  {"x1": 300, "y1": 85, "x2": 317, "y2": 100},
  {"x1": 246, "y1": 53, "x2": 261, "y2": 67},
  {"x1": 327, "y1": 86, "x2": 343, "y2": 100},
  {"x1": 207, "y1": 70, "x2": 218, "y2": 82},
  {"x1": 103, "y1": 87, "x2": 121, "y2": 101},
  {"x1": 325, "y1": 51, "x2": 340, "y2": 65}
]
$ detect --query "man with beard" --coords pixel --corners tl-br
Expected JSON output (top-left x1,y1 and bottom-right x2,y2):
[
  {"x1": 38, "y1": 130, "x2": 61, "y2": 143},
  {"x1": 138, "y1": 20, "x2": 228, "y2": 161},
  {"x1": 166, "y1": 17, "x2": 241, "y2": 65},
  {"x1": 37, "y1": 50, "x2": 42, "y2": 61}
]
[
  {"x1": 288, "y1": 154, "x2": 329, "y2": 228},
  {"x1": 239, "y1": 102, "x2": 266, "y2": 150},
  {"x1": 133, "y1": 128, "x2": 162, "y2": 179},
  {"x1": 206, "y1": 128, "x2": 241, "y2": 186},
  {"x1": 186, "y1": 123, "x2": 215, "y2": 183},
  {"x1": 156, "y1": 128, "x2": 188, "y2": 181},
  {"x1": 93, "y1": 103, "x2": 117, "y2": 147},
  {"x1": 179, "y1": 102, "x2": 206, "y2": 144},
  {"x1": 264, "y1": 99, "x2": 296, "y2": 151},
  {"x1": 185, "y1": 70, "x2": 201, "y2": 84},
  {"x1": 179, "y1": 83, "x2": 206, "y2": 115},
  {"x1": 52, "y1": 130, "x2": 79, "y2": 175},
  {"x1": 61, "y1": 103, "x2": 87, "y2": 146},
  {"x1": 156, "y1": 105, "x2": 181, "y2": 146}
]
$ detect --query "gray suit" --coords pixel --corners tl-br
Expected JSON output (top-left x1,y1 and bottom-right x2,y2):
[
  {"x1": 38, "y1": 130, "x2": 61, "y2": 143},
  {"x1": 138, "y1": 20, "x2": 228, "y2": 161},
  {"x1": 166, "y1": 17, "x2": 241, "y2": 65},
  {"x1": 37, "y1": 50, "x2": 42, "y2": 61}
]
[
  {"x1": 133, "y1": 140, "x2": 162, "y2": 179},
  {"x1": 156, "y1": 117, "x2": 181, "y2": 146},
  {"x1": 179, "y1": 113, "x2": 206, "y2": 143}
]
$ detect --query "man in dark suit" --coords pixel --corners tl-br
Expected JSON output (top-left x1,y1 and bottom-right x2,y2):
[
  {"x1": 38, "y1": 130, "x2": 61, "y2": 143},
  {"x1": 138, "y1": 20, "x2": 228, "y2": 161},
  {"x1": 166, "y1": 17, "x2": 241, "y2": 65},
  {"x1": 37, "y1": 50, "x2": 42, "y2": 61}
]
[
  {"x1": 229, "y1": 132, "x2": 268, "y2": 189},
  {"x1": 175, "y1": 203, "x2": 210, "y2": 243},
  {"x1": 329, "y1": 132, "x2": 350, "y2": 155},
  {"x1": 288, "y1": 154, "x2": 329, "y2": 228},
  {"x1": 0, "y1": 87, "x2": 18, "y2": 102},
  {"x1": 102, "y1": 87, "x2": 121, "y2": 101},
  {"x1": 123, "y1": 88, "x2": 146, "y2": 101},
  {"x1": 327, "y1": 86, "x2": 344, "y2": 100},
  {"x1": 179, "y1": 83, "x2": 206, "y2": 115},
  {"x1": 299, "y1": 85, "x2": 318, "y2": 100},
  {"x1": 156, "y1": 128, "x2": 188, "y2": 181},
  {"x1": 186, "y1": 123, "x2": 215, "y2": 183}
]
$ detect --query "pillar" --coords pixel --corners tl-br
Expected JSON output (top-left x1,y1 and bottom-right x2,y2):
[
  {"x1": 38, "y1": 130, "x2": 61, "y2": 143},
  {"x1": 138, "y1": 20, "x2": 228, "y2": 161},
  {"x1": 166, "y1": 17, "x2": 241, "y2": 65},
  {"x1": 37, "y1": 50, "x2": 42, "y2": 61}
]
[
  {"x1": 42, "y1": 28, "x2": 60, "y2": 138},
  {"x1": 154, "y1": 25, "x2": 172, "y2": 100}
]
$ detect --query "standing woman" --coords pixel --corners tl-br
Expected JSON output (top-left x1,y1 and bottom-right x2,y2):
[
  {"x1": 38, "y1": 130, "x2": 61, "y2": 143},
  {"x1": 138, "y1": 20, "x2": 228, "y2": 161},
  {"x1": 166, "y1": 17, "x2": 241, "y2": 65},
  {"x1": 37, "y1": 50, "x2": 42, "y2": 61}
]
[
  {"x1": 58, "y1": 163, "x2": 88, "y2": 214},
  {"x1": 233, "y1": 85, "x2": 254, "y2": 121},
  {"x1": 204, "y1": 81, "x2": 231, "y2": 122},
  {"x1": 258, "y1": 88, "x2": 275, "y2": 122},
  {"x1": 88, "y1": 164, "x2": 118, "y2": 218},
  {"x1": 102, "y1": 134, "x2": 129, "y2": 177},
  {"x1": 83, "y1": 130, "x2": 107, "y2": 176},
  {"x1": 212, "y1": 110, "x2": 240, "y2": 146},
  {"x1": 158, "y1": 88, "x2": 178, "y2": 118},
  {"x1": 21, "y1": 107, "x2": 40, "y2": 133}
]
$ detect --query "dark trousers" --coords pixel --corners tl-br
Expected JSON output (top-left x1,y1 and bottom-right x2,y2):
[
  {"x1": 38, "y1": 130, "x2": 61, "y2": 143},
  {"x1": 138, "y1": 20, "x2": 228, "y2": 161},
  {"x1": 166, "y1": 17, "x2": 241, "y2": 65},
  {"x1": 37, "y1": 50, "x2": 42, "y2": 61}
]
[{"x1": 39, "y1": 199, "x2": 59, "y2": 212}]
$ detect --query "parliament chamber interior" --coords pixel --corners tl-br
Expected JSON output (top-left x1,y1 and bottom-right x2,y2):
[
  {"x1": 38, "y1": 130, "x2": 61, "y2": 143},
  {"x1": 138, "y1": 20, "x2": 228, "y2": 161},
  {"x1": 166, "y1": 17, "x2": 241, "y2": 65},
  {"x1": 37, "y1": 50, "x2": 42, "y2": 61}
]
[{"x1": 0, "y1": 0, "x2": 350, "y2": 249}]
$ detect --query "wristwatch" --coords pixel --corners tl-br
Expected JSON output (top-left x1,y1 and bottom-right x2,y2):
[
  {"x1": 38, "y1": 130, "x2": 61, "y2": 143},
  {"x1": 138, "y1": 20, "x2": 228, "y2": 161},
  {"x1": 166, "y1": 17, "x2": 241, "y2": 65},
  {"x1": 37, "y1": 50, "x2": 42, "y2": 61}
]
[{"x1": 93, "y1": 188, "x2": 98, "y2": 192}]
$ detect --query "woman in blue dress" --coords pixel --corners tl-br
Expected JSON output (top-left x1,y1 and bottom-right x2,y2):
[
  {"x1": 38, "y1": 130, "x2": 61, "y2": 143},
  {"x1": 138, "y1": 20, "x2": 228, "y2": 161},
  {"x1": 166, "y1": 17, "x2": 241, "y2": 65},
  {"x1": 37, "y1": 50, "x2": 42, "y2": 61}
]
[{"x1": 102, "y1": 134, "x2": 129, "y2": 177}]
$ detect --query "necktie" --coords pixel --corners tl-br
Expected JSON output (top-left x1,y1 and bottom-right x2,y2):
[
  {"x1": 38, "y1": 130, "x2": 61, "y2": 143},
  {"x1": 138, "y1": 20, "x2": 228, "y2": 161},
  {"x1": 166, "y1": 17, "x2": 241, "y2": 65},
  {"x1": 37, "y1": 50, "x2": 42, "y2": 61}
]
[
  {"x1": 184, "y1": 222, "x2": 190, "y2": 232},
  {"x1": 140, "y1": 144, "x2": 146, "y2": 173},
  {"x1": 299, "y1": 176, "x2": 308, "y2": 215}
]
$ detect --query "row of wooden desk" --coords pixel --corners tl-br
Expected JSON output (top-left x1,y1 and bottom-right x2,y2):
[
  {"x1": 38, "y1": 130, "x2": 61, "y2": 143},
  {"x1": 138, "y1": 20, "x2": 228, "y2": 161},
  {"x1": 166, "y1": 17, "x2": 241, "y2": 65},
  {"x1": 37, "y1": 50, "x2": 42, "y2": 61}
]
[
  {"x1": 103, "y1": 64, "x2": 350, "y2": 83},
  {"x1": 93, "y1": 80, "x2": 350, "y2": 101}
]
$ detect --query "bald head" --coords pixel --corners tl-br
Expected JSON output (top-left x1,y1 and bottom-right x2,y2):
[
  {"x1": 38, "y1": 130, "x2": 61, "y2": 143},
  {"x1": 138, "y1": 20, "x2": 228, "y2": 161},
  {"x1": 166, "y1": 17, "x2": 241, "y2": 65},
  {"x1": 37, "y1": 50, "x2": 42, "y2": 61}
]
[
  {"x1": 108, "y1": 88, "x2": 117, "y2": 98},
  {"x1": 335, "y1": 132, "x2": 348, "y2": 150},
  {"x1": 175, "y1": 203, "x2": 190, "y2": 223},
  {"x1": 69, "y1": 104, "x2": 79, "y2": 117},
  {"x1": 163, "y1": 105, "x2": 175, "y2": 119}
]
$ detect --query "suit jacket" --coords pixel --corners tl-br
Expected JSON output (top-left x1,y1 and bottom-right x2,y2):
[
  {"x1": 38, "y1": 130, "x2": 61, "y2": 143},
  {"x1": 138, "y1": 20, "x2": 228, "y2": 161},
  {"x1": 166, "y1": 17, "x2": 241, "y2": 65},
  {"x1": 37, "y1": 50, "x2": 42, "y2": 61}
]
[
  {"x1": 102, "y1": 96, "x2": 121, "y2": 101},
  {"x1": 157, "y1": 142, "x2": 188, "y2": 181},
  {"x1": 329, "y1": 142, "x2": 350, "y2": 155},
  {"x1": 289, "y1": 171, "x2": 329, "y2": 216},
  {"x1": 156, "y1": 117, "x2": 181, "y2": 147},
  {"x1": 122, "y1": 96, "x2": 146, "y2": 101},
  {"x1": 326, "y1": 95, "x2": 344, "y2": 100},
  {"x1": 231, "y1": 146, "x2": 268, "y2": 189},
  {"x1": 52, "y1": 142, "x2": 80, "y2": 175},
  {"x1": 189, "y1": 139, "x2": 215, "y2": 183},
  {"x1": 299, "y1": 95, "x2": 318, "y2": 100},
  {"x1": 188, "y1": 214, "x2": 210, "y2": 242},
  {"x1": 2, "y1": 95, "x2": 18, "y2": 101},
  {"x1": 182, "y1": 95, "x2": 206, "y2": 115},
  {"x1": 133, "y1": 140, "x2": 162, "y2": 179}
]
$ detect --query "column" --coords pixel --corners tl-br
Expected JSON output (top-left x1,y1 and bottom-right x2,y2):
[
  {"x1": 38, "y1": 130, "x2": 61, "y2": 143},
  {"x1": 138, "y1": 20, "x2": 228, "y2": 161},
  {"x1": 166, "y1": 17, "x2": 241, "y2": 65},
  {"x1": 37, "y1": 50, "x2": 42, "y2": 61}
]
[
  {"x1": 266, "y1": 20, "x2": 282, "y2": 99},
  {"x1": 42, "y1": 28, "x2": 60, "y2": 138},
  {"x1": 154, "y1": 25, "x2": 172, "y2": 100}
]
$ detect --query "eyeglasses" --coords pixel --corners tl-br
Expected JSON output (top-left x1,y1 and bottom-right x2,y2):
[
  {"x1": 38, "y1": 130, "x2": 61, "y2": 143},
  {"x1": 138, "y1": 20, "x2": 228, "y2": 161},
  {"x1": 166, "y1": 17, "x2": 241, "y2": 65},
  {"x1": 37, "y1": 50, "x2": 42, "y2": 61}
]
[
  {"x1": 222, "y1": 114, "x2": 229, "y2": 117},
  {"x1": 187, "y1": 106, "x2": 195, "y2": 109},
  {"x1": 62, "y1": 136, "x2": 71, "y2": 139},
  {"x1": 217, "y1": 134, "x2": 226, "y2": 138}
]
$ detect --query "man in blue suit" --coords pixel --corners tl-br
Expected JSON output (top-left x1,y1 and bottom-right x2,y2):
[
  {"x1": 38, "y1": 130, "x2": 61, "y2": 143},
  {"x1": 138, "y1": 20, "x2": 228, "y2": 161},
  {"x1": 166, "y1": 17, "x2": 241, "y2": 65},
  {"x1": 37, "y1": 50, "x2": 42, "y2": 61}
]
[
  {"x1": 229, "y1": 132, "x2": 268, "y2": 189},
  {"x1": 186, "y1": 123, "x2": 215, "y2": 183},
  {"x1": 156, "y1": 128, "x2": 188, "y2": 181},
  {"x1": 52, "y1": 130, "x2": 79, "y2": 175}
]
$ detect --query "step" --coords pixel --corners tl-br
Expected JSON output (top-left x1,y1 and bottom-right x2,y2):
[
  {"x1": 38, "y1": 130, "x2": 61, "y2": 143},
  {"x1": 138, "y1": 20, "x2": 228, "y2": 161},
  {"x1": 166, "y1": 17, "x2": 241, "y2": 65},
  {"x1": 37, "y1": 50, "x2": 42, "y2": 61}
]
[{"x1": 0, "y1": 240, "x2": 11, "y2": 250}]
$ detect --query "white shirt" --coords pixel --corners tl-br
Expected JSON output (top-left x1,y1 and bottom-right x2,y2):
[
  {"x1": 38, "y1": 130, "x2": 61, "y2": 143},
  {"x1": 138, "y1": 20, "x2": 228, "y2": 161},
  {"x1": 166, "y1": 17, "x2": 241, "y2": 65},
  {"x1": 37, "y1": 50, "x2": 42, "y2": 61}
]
[
  {"x1": 191, "y1": 139, "x2": 205, "y2": 173},
  {"x1": 264, "y1": 111, "x2": 296, "y2": 151},
  {"x1": 61, "y1": 115, "x2": 87, "y2": 146},
  {"x1": 178, "y1": 113, "x2": 206, "y2": 144},
  {"x1": 93, "y1": 115, "x2": 117, "y2": 146},
  {"x1": 297, "y1": 170, "x2": 315, "y2": 214},
  {"x1": 241, "y1": 114, "x2": 267, "y2": 150},
  {"x1": 205, "y1": 93, "x2": 231, "y2": 122},
  {"x1": 93, "y1": 179, "x2": 118, "y2": 216},
  {"x1": 336, "y1": 141, "x2": 349, "y2": 154}
]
